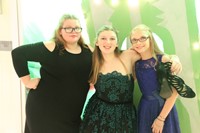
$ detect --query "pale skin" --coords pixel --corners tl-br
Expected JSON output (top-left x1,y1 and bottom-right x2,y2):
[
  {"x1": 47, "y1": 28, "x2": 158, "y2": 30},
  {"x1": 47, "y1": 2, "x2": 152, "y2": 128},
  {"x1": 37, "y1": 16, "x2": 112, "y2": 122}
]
[{"x1": 131, "y1": 29, "x2": 179, "y2": 133}]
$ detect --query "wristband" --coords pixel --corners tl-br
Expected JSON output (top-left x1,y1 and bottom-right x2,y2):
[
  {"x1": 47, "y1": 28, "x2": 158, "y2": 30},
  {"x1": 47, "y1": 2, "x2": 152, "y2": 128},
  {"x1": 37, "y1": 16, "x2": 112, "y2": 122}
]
[{"x1": 157, "y1": 116, "x2": 165, "y2": 122}]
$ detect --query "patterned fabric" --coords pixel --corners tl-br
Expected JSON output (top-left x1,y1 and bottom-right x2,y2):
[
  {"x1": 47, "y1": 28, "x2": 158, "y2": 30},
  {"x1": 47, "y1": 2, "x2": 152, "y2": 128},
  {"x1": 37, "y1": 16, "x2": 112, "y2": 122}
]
[
  {"x1": 80, "y1": 71, "x2": 137, "y2": 133},
  {"x1": 135, "y1": 56, "x2": 181, "y2": 133}
]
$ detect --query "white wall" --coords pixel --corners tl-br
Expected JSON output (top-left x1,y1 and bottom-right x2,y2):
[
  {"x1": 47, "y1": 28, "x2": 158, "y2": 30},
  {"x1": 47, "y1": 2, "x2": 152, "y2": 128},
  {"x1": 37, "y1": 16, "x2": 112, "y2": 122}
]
[{"x1": 0, "y1": 0, "x2": 25, "y2": 132}]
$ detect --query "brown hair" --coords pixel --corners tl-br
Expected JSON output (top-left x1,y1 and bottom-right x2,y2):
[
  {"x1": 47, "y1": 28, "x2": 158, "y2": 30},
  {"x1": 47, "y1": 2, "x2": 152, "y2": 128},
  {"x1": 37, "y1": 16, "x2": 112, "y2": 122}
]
[
  {"x1": 51, "y1": 14, "x2": 86, "y2": 54},
  {"x1": 89, "y1": 25, "x2": 121, "y2": 84}
]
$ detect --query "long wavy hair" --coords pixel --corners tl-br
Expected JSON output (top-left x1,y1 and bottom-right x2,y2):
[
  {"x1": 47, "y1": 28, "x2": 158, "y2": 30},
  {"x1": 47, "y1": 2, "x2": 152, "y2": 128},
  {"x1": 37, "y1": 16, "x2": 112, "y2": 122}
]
[
  {"x1": 130, "y1": 24, "x2": 164, "y2": 63},
  {"x1": 51, "y1": 14, "x2": 86, "y2": 54},
  {"x1": 89, "y1": 25, "x2": 121, "y2": 84}
]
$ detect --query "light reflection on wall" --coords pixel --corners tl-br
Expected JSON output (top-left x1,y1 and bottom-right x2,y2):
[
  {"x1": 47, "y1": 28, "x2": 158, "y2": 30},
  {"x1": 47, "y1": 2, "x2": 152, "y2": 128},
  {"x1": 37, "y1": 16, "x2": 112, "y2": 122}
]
[
  {"x1": 195, "y1": 0, "x2": 200, "y2": 38},
  {"x1": 193, "y1": 42, "x2": 200, "y2": 50},
  {"x1": 195, "y1": 0, "x2": 200, "y2": 52}
]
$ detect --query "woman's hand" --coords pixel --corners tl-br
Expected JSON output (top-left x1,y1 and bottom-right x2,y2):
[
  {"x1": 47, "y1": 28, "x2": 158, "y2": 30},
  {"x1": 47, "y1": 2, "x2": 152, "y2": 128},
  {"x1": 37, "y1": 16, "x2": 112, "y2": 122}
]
[
  {"x1": 162, "y1": 55, "x2": 182, "y2": 75},
  {"x1": 151, "y1": 118, "x2": 164, "y2": 133},
  {"x1": 170, "y1": 55, "x2": 182, "y2": 75},
  {"x1": 21, "y1": 75, "x2": 40, "y2": 89},
  {"x1": 25, "y1": 78, "x2": 40, "y2": 89}
]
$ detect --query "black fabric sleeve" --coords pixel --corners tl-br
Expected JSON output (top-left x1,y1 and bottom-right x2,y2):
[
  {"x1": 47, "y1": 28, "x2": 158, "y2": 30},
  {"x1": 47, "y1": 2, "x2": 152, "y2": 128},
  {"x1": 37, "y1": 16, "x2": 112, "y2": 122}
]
[{"x1": 11, "y1": 42, "x2": 45, "y2": 77}]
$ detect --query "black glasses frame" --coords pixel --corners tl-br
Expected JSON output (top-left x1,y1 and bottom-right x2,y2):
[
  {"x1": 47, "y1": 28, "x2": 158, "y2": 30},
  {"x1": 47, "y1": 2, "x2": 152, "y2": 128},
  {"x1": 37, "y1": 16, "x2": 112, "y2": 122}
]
[
  {"x1": 62, "y1": 27, "x2": 82, "y2": 33},
  {"x1": 131, "y1": 36, "x2": 149, "y2": 44}
]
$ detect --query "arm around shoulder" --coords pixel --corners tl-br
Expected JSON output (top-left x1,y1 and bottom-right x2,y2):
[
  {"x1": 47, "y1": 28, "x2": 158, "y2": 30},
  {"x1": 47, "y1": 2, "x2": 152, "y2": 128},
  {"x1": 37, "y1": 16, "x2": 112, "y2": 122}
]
[
  {"x1": 125, "y1": 49, "x2": 140, "y2": 63},
  {"x1": 121, "y1": 49, "x2": 141, "y2": 67}
]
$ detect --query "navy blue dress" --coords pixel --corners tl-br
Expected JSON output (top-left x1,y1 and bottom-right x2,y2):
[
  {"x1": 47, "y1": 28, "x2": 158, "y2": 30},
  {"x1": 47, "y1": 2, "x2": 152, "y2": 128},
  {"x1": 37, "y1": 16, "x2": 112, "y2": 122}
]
[
  {"x1": 135, "y1": 56, "x2": 181, "y2": 133},
  {"x1": 80, "y1": 71, "x2": 137, "y2": 133}
]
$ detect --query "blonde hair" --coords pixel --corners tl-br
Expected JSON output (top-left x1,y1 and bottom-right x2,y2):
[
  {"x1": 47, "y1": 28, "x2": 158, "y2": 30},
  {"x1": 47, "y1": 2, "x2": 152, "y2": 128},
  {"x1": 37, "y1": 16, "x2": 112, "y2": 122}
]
[
  {"x1": 130, "y1": 24, "x2": 164, "y2": 63},
  {"x1": 89, "y1": 25, "x2": 121, "y2": 84},
  {"x1": 51, "y1": 14, "x2": 86, "y2": 54}
]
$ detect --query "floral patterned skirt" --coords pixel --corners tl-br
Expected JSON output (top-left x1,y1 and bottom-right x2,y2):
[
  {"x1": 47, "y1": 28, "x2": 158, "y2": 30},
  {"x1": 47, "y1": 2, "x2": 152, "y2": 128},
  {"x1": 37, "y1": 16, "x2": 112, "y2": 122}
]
[{"x1": 79, "y1": 94, "x2": 137, "y2": 133}]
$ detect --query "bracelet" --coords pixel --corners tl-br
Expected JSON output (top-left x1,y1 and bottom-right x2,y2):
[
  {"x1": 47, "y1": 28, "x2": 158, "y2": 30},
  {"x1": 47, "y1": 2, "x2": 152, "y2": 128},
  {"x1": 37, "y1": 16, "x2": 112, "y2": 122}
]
[
  {"x1": 157, "y1": 116, "x2": 165, "y2": 122},
  {"x1": 157, "y1": 117, "x2": 164, "y2": 122},
  {"x1": 154, "y1": 119, "x2": 165, "y2": 127}
]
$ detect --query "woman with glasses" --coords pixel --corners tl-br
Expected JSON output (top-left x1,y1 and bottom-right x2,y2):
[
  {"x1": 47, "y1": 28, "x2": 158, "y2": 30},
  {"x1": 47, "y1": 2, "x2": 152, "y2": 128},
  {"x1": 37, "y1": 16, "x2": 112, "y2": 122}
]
[
  {"x1": 11, "y1": 14, "x2": 92, "y2": 133},
  {"x1": 130, "y1": 24, "x2": 181, "y2": 133}
]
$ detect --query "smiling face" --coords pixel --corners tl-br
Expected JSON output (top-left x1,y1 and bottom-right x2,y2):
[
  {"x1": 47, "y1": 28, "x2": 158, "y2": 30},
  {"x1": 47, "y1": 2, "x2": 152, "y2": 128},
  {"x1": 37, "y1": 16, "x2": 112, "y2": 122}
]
[
  {"x1": 96, "y1": 30, "x2": 118, "y2": 54},
  {"x1": 131, "y1": 29, "x2": 151, "y2": 55},
  {"x1": 60, "y1": 19, "x2": 82, "y2": 44},
  {"x1": 130, "y1": 24, "x2": 164, "y2": 60}
]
